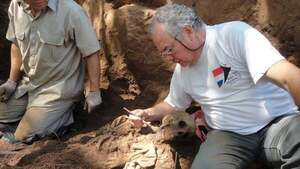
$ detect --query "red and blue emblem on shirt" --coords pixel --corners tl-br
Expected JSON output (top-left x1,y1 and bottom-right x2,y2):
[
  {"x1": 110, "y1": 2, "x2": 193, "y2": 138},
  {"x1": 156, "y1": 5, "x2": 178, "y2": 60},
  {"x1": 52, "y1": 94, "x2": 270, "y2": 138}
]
[{"x1": 212, "y1": 66, "x2": 231, "y2": 87}]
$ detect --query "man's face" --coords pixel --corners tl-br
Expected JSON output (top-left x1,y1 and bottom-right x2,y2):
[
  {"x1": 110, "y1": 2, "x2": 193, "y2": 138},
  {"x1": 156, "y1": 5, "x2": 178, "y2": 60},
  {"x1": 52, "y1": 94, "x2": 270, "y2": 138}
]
[
  {"x1": 24, "y1": 0, "x2": 48, "y2": 11},
  {"x1": 151, "y1": 23, "x2": 203, "y2": 67}
]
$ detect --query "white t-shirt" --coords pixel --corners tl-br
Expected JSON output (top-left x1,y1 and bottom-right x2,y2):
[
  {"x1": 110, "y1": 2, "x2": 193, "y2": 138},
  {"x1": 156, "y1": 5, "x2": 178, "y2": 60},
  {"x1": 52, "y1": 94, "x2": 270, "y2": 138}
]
[{"x1": 165, "y1": 21, "x2": 299, "y2": 135}]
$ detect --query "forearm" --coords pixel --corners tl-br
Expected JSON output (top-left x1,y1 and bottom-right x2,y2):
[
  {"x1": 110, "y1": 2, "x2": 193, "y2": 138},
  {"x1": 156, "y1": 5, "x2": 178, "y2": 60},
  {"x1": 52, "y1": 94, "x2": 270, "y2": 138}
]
[
  {"x1": 85, "y1": 51, "x2": 100, "y2": 91},
  {"x1": 266, "y1": 60, "x2": 300, "y2": 107},
  {"x1": 146, "y1": 101, "x2": 176, "y2": 121},
  {"x1": 285, "y1": 68, "x2": 300, "y2": 107},
  {"x1": 9, "y1": 43, "x2": 22, "y2": 82}
]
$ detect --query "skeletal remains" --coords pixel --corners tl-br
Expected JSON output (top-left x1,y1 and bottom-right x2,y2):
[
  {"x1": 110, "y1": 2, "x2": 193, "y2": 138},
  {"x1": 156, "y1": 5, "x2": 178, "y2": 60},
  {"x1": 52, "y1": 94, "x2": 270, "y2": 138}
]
[{"x1": 159, "y1": 111, "x2": 196, "y2": 141}]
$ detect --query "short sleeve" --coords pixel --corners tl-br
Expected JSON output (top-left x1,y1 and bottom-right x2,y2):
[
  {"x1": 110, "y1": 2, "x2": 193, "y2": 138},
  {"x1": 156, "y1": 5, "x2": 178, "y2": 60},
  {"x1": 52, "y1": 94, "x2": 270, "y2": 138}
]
[
  {"x1": 241, "y1": 24, "x2": 285, "y2": 83},
  {"x1": 70, "y1": 7, "x2": 101, "y2": 57},
  {"x1": 6, "y1": 1, "x2": 17, "y2": 45},
  {"x1": 164, "y1": 65, "x2": 192, "y2": 111}
]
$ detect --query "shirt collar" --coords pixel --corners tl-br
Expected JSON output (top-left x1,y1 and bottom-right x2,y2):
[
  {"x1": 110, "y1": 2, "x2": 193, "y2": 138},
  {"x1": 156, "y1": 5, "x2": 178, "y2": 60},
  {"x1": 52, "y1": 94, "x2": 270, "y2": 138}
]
[
  {"x1": 17, "y1": 0, "x2": 30, "y2": 11},
  {"x1": 16, "y1": 0, "x2": 58, "y2": 12},
  {"x1": 48, "y1": 0, "x2": 58, "y2": 12},
  {"x1": 17, "y1": 0, "x2": 26, "y2": 7},
  {"x1": 16, "y1": 0, "x2": 23, "y2": 5}
]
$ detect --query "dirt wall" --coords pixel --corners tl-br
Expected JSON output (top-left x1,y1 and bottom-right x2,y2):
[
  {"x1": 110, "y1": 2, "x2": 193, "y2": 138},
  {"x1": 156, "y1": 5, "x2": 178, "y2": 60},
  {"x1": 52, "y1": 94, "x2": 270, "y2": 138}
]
[
  {"x1": 191, "y1": 0, "x2": 300, "y2": 64},
  {"x1": 0, "y1": 0, "x2": 10, "y2": 80},
  {"x1": 1, "y1": 0, "x2": 300, "y2": 95},
  {"x1": 78, "y1": 0, "x2": 300, "y2": 103}
]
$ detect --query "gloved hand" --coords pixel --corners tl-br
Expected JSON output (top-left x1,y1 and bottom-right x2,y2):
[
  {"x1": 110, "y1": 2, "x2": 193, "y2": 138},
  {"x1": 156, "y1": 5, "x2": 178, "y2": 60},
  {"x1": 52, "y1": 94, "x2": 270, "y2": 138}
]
[
  {"x1": 0, "y1": 79, "x2": 17, "y2": 102},
  {"x1": 85, "y1": 90, "x2": 102, "y2": 113}
]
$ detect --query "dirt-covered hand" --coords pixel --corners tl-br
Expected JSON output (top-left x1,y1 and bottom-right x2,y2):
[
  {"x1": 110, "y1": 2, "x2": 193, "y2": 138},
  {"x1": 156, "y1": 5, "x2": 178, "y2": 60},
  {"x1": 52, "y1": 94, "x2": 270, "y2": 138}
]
[
  {"x1": 85, "y1": 90, "x2": 102, "y2": 113},
  {"x1": 0, "y1": 79, "x2": 17, "y2": 102}
]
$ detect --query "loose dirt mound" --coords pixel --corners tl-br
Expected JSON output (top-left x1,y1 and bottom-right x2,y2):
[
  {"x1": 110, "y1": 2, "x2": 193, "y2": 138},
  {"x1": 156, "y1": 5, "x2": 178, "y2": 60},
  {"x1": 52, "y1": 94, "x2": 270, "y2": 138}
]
[{"x1": 1, "y1": 114, "x2": 199, "y2": 169}]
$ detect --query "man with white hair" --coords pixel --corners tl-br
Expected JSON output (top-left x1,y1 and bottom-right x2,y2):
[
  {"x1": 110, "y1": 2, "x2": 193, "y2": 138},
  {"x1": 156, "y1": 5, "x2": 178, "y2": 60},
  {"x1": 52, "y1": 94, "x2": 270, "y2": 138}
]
[{"x1": 131, "y1": 4, "x2": 300, "y2": 169}]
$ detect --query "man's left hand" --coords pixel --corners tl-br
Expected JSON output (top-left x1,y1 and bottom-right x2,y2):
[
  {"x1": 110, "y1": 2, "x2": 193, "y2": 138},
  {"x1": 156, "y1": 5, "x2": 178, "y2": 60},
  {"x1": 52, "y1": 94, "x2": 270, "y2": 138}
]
[{"x1": 85, "y1": 90, "x2": 102, "y2": 113}]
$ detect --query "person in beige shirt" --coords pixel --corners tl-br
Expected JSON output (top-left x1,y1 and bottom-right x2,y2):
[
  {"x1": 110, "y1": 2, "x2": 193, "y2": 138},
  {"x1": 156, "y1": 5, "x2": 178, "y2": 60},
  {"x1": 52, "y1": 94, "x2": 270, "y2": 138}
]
[{"x1": 0, "y1": 0, "x2": 102, "y2": 143}]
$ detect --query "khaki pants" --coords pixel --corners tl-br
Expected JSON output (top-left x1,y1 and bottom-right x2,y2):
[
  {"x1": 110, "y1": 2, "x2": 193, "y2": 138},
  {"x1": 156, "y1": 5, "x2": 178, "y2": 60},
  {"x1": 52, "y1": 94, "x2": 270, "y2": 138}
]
[
  {"x1": 0, "y1": 93, "x2": 74, "y2": 142},
  {"x1": 0, "y1": 93, "x2": 27, "y2": 123}
]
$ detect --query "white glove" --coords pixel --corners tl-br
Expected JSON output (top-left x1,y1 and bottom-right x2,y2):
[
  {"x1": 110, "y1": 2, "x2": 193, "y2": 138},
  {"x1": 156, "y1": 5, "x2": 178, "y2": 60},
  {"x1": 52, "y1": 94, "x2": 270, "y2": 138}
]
[
  {"x1": 85, "y1": 90, "x2": 102, "y2": 113},
  {"x1": 0, "y1": 79, "x2": 17, "y2": 102}
]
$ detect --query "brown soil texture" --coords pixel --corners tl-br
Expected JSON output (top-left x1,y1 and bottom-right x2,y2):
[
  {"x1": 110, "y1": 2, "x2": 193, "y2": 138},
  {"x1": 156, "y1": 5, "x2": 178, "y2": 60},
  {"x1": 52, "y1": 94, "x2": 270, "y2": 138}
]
[
  {"x1": 0, "y1": 0, "x2": 300, "y2": 169},
  {"x1": 0, "y1": 0, "x2": 10, "y2": 80}
]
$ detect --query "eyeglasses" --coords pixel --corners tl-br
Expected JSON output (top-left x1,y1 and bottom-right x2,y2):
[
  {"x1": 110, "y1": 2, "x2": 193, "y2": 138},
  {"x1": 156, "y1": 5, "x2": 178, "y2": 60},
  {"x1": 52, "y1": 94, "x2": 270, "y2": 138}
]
[
  {"x1": 161, "y1": 35, "x2": 204, "y2": 58},
  {"x1": 160, "y1": 34, "x2": 178, "y2": 58}
]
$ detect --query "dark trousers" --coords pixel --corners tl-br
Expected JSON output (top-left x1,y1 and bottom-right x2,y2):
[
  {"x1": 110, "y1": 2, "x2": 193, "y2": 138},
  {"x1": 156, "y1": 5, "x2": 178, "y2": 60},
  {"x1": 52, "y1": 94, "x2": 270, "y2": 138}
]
[{"x1": 191, "y1": 113, "x2": 300, "y2": 169}]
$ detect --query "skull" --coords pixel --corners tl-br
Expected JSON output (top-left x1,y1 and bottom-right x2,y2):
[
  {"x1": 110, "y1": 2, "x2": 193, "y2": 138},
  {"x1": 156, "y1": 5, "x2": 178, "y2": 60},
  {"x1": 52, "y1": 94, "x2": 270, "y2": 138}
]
[{"x1": 159, "y1": 111, "x2": 195, "y2": 142}]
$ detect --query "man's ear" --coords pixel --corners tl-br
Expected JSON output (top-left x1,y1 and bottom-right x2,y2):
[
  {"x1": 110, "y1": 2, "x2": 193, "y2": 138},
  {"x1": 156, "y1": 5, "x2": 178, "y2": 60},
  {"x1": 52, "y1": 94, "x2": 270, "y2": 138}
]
[
  {"x1": 182, "y1": 25, "x2": 196, "y2": 42},
  {"x1": 182, "y1": 25, "x2": 194, "y2": 34}
]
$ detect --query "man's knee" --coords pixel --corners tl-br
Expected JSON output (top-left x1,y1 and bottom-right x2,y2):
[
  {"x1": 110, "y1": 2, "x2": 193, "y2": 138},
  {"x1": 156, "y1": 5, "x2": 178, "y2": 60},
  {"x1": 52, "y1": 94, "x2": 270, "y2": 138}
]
[
  {"x1": 191, "y1": 130, "x2": 258, "y2": 169},
  {"x1": 263, "y1": 114, "x2": 300, "y2": 168},
  {"x1": 14, "y1": 129, "x2": 29, "y2": 142},
  {"x1": 191, "y1": 150, "x2": 219, "y2": 169},
  {"x1": 14, "y1": 105, "x2": 74, "y2": 142},
  {"x1": 191, "y1": 147, "x2": 246, "y2": 169},
  {"x1": 279, "y1": 115, "x2": 300, "y2": 156},
  {"x1": 14, "y1": 110, "x2": 39, "y2": 142}
]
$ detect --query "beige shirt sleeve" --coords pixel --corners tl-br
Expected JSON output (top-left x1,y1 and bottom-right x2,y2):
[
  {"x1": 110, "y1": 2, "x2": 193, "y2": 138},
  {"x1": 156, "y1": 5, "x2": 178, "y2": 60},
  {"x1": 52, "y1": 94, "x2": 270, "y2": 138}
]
[
  {"x1": 6, "y1": 1, "x2": 18, "y2": 45},
  {"x1": 69, "y1": 7, "x2": 100, "y2": 57}
]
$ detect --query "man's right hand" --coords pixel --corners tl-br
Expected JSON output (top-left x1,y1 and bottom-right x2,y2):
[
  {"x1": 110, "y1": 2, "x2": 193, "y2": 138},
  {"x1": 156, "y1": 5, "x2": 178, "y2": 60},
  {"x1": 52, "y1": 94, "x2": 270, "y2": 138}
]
[
  {"x1": 0, "y1": 79, "x2": 17, "y2": 102},
  {"x1": 130, "y1": 108, "x2": 160, "y2": 122},
  {"x1": 130, "y1": 109, "x2": 148, "y2": 120}
]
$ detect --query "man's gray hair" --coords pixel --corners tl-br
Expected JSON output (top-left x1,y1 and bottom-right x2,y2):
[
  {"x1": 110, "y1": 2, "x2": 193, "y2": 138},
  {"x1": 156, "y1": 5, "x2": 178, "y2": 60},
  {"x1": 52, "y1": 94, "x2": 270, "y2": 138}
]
[{"x1": 149, "y1": 4, "x2": 205, "y2": 39}]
